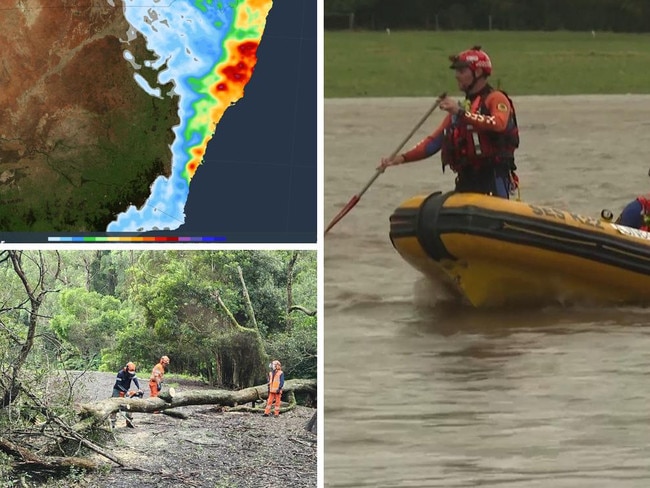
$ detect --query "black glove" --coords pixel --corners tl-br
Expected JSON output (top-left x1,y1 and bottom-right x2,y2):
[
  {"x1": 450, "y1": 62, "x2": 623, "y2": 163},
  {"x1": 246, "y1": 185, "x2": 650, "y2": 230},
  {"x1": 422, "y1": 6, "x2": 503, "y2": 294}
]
[{"x1": 157, "y1": 382, "x2": 162, "y2": 392}]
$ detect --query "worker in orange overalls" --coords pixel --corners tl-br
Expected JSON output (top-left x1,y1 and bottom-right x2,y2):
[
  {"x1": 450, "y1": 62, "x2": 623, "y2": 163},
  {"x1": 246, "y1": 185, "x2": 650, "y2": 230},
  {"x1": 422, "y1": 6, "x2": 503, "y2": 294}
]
[
  {"x1": 264, "y1": 360, "x2": 285, "y2": 417},
  {"x1": 149, "y1": 355, "x2": 170, "y2": 398}
]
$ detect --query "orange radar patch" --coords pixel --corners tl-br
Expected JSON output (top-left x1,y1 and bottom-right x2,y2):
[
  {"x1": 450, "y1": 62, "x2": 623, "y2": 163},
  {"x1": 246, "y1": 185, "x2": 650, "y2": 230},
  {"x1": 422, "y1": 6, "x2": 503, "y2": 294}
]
[{"x1": 246, "y1": 0, "x2": 270, "y2": 9}]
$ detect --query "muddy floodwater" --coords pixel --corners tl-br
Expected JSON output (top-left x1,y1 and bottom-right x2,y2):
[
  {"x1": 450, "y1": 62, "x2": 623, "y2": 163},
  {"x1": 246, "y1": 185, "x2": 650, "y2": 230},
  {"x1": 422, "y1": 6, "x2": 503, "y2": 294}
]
[{"x1": 325, "y1": 95, "x2": 650, "y2": 487}]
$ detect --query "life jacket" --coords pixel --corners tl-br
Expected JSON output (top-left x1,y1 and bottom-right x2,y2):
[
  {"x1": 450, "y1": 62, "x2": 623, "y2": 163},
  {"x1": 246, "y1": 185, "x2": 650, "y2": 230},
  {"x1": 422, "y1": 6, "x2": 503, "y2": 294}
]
[
  {"x1": 636, "y1": 195, "x2": 650, "y2": 230},
  {"x1": 441, "y1": 86, "x2": 519, "y2": 172},
  {"x1": 268, "y1": 369, "x2": 283, "y2": 393}
]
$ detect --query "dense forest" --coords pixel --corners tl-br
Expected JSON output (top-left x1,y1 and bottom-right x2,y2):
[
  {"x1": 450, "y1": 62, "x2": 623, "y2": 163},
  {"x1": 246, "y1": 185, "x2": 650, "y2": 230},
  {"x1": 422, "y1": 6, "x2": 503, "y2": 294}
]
[
  {"x1": 0, "y1": 250, "x2": 317, "y2": 391},
  {"x1": 325, "y1": 0, "x2": 650, "y2": 32},
  {"x1": 0, "y1": 250, "x2": 317, "y2": 484}
]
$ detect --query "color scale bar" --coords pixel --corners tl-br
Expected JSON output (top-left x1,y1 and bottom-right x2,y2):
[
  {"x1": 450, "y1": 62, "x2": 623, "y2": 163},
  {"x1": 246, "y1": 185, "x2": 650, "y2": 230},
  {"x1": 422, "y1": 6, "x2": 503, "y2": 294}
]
[{"x1": 48, "y1": 236, "x2": 227, "y2": 242}]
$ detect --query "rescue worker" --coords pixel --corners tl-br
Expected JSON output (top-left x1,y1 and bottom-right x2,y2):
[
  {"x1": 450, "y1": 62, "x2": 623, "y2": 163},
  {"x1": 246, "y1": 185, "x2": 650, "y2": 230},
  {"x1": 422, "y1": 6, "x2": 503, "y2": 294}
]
[
  {"x1": 378, "y1": 45, "x2": 520, "y2": 199},
  {"x1": 110, "y1": 362, "x2": 142, "y2": 428},
  {"x1": 263, "y1": 359, "x2": 284, "y2": 417},
  {"x1": 149, "y1": 355, "x2": 170, "y2": 398},
  {"x1": 615, "y1": 195, "x2": 650, "y2": 230}
]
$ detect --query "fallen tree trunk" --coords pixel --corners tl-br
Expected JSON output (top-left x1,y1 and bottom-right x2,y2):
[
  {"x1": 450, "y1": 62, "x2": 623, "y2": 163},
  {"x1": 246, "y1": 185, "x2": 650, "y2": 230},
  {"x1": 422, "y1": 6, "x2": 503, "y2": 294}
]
[
  {"x1": 76, "y1": 378, "x2": 316, "y2": 429},
  {"x1": 228, "y1": 390, "x2": 297, "y2": 414}
]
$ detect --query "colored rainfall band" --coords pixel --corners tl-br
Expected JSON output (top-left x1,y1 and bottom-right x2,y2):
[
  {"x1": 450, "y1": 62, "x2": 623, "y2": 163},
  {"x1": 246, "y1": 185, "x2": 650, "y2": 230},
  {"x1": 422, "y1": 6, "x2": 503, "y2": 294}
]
[
  {"x1": 48, "y1": 236, "x2": 227, "y2": 242},
  {"x1": 182, "y1": 1, "x2": 273, "y2": 184}
]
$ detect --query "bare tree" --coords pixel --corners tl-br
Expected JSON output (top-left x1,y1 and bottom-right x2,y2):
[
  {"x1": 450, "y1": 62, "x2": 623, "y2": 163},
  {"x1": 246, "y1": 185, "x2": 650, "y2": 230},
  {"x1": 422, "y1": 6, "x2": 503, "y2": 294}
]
[{"x1": 0, "y1": 251, "x2": 60, "y2": 407}]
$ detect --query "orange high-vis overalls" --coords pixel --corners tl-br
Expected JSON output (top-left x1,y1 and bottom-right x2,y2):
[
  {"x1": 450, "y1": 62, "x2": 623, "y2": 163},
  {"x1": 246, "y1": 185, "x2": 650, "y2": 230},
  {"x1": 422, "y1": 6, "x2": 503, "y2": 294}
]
[
  {"x1": 149, "y1": 362, "x2": 165, "y2": 398},
  {"x1": 264, "y1": 368, "x2": 284, "y2": 416}
]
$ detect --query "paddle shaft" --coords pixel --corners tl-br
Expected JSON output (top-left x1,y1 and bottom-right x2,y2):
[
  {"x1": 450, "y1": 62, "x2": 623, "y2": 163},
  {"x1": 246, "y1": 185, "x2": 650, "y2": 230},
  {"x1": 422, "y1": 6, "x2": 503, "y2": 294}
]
[
  {"x1": 352, "y1": 93, "x2": 448, "y2": 201},
  {"x1": 324, "y1": 92, "x2": 447, "y2": 235},
  {"x1": 386, "y1": 92, "x2": 448, "y2": 162}
]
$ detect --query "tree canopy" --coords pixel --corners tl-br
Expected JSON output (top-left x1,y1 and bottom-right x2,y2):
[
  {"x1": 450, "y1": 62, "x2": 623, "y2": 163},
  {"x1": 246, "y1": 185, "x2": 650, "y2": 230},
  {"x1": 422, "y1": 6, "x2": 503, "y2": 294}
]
[
  {"x1": 325, "y1": 0, "x2": 650, "y2": 32},
  {"x1": 0, "y1": 250, "x2": 317, "y2": 392}
]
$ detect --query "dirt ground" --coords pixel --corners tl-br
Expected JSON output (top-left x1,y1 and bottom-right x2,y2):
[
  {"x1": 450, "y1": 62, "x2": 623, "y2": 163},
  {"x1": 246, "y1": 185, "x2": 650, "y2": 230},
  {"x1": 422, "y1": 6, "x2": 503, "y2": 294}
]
[{"x1": 39, "y1": 372, "x2": 317, "y2": 488}]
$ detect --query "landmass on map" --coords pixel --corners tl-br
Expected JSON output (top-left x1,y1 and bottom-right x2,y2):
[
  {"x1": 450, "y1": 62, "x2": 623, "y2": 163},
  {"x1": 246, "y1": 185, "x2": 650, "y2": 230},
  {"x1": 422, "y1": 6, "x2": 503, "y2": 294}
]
[{"x1": 0, "y1": 1, "x2": 179, "y2": 231}]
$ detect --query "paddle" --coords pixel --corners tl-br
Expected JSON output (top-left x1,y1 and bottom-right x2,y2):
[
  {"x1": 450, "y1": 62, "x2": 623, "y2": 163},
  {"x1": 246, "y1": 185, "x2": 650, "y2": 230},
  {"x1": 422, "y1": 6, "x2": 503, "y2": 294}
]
[{"x1": 324, "y1": 92, "x2": 447, "y2": 235}]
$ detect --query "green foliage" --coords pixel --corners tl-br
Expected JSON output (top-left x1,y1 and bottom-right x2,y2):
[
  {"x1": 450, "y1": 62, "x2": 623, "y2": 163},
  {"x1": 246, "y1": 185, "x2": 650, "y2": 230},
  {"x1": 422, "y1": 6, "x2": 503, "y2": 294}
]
[
  {"x1": 265, "y1": 325, "x2": 317, "y2": 379},
  {"x1": 325, "y1": 30, "x2": 650, "y2": 97},
  {"x1": 122, "y1": 251, "x2": 266, "y2": 386},
  {"x1": 65, "y1": 466, "x2": 87, "y2": 484},
  {"x1": 189, "y1": 250, "x2": 290, "y2": 334},
  {"x1": 325, "y1": 0, "x2": 650, "y2": 32},
  {"x1": 100, "y1": 319, "x2": 150, "y2": 373},
  {"x1": 50, "y1": 288, "x2": 141, "y2": 369},
  {"x1": 88, "y1": 250, "x2": 119, "y2": 296},
  {"x1": 0, "y1": 455, "x2": 21, "y2": 488},
  {"x1": 2, "y1": 250, "x2": 316, "y2": 392}
]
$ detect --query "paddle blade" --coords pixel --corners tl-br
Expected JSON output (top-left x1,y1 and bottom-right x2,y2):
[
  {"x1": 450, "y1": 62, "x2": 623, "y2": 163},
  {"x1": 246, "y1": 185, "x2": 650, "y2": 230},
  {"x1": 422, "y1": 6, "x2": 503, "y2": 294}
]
[{"x1": 325, "y1": 195, "x2": 360, "y2": 235}]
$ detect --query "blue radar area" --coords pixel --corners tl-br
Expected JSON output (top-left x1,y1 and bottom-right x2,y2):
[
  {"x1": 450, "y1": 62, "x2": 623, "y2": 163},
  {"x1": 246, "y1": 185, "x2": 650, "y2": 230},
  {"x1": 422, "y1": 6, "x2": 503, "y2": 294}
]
[{"x1": 180, "y1": 0, "x2": 317, "y2": 243}]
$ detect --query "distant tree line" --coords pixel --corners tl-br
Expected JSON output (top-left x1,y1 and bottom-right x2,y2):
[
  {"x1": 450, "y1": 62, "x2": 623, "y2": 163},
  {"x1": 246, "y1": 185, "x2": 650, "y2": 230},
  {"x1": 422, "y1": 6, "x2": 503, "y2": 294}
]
[{"x1": 325, "y1": 0, "x2": 650, "y2": 32}]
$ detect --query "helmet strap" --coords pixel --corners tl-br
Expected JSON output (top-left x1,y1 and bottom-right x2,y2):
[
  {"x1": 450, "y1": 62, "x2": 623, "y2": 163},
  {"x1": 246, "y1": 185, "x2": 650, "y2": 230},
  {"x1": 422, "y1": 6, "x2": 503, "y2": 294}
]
[
  {"x1": 464, "y1": 72, "x2": 479, "y2": 95},
  {"x1": 465, "y1": 72, "x2": 488, "y2": 96}
]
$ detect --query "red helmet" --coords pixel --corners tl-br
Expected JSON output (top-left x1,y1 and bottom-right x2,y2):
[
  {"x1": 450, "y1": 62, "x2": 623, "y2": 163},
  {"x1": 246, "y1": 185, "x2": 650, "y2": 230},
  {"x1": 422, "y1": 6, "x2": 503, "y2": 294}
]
[{"x1": 449, "y1": 46, "x2": 492, "y2": 76}]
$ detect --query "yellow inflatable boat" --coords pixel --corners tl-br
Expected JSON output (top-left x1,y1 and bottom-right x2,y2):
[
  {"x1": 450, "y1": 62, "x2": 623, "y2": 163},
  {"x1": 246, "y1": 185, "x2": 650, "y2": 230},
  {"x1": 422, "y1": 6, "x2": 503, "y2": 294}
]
[{"x1": 389, "y1": 191, "x2": 650, "y2": 307}]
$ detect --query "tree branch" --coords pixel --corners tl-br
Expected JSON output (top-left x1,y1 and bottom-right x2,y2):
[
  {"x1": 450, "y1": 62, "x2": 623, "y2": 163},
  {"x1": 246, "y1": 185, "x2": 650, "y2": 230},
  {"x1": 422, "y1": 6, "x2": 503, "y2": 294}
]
[
  {"x1": 286, "y1": 251, "x2": 299, "y2": 329},
  {"x1": 0, "y1": 436, "x2": 98, "y2": 473},
  {"x1": 17, "y1": 382, "x2": 131, "y2": 468},
  {"x1": 237, "y1": 265, "x2": 258, "y2": 330},
  {"x1": 289, "y1": 305, "x2": 317, "y2": 317},
  {"x1": 212, "y1": 290, "x2": 245, "y2": 331},
  {"x1": 0, "y1": 318, "x2": 22, "y2": 345}
]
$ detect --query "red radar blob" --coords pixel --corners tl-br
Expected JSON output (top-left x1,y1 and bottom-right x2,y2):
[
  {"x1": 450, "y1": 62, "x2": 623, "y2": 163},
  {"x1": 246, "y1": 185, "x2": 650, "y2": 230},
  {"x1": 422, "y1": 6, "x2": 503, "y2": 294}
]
[{"x1": 220, "y1": 41, "x2": 259, "y2": 86}]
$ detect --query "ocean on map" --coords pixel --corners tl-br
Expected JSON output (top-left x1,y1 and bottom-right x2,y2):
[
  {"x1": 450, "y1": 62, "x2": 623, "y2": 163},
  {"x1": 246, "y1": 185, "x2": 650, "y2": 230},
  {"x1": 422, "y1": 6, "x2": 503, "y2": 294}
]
[{"x1": 108, "y1": 1, "x2": 265, "y2": 232}]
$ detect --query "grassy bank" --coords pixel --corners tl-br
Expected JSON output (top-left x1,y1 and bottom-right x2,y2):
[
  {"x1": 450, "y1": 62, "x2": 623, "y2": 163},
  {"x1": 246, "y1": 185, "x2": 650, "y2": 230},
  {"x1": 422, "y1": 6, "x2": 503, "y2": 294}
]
[{"x1": 325, "y1": 30, "x2": 650, "y2": 97}]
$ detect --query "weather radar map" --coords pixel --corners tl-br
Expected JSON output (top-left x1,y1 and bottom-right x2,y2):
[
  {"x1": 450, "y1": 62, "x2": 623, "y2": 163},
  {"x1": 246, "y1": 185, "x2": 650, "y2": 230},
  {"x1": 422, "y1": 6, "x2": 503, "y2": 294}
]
[{"x1": 0, "y1": 0, "x2": 316, "y2": 242}]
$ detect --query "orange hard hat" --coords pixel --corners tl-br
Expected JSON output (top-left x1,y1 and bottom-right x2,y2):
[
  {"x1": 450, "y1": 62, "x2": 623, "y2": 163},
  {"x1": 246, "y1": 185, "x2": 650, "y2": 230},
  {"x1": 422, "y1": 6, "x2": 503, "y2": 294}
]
[{"x1": 126, "y1": 362, "x2": 136, "y2": 372}]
